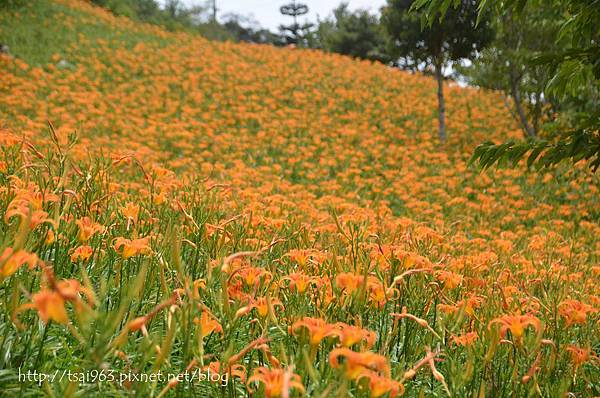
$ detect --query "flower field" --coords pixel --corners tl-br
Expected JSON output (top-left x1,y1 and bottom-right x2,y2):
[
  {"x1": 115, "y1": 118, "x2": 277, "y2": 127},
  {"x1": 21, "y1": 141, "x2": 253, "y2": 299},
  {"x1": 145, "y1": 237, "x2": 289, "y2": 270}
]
[{"x1": 0, "y1": 0, "x2": 599, "y2": 397}]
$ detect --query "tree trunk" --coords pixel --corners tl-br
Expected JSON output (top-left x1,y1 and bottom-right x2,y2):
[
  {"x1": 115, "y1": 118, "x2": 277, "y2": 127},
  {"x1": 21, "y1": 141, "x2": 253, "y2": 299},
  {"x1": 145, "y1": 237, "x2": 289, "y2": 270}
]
[
  {"x1": 434, "y1": 61, "x2": 446, "y2": 142},
  {"x1": 509, "y1": 63, "x2": 535, "y2": 137},
  {"x1": 532, "y1": 90, "x2": 542, "y2": 137}
]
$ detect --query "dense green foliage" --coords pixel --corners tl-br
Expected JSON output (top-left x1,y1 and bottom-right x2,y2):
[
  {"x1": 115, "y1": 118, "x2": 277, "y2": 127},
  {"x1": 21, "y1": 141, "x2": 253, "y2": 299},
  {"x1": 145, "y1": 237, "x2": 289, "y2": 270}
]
[
  {"x1": 414, "y1": 0, "x2": 600, "y2": 172},
  {"x1": 315, "y1": 3, "x2": 389, "y2": 62}
]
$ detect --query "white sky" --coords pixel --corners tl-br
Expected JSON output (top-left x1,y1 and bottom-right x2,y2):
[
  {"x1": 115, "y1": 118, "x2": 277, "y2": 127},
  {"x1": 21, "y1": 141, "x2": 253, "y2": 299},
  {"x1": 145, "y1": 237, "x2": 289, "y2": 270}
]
[{"x1": 184, "y1": 1, "x2": 387, "y2": 30}]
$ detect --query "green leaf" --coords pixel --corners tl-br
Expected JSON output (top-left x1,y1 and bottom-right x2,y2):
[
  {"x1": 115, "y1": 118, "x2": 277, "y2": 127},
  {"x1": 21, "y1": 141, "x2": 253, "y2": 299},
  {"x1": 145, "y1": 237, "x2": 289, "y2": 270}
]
[{"x1": 527, "y1": 144, "x2": 546, "y2": 169}]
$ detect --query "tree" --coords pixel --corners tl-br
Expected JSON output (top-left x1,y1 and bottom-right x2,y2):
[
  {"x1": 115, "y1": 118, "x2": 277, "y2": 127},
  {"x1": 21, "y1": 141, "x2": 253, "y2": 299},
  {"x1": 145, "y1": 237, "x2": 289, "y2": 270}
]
[
  {"x1": 459, "y1": 4, "x2": 562, "y2": 138},
  {"x1": 381, "y1": 0, "x2": 493, "y2": 142},
  {"x1": 210, "y1": 0, "x2": 217, "y2": 22},
  {"x1": 132, "y1": 0, "x2": 162, "y2": 22},
  {"x1": 316, "y1": 3, "x2": 389, "y2": 63},
  {"x1": 88, "y1": 0, "x2": 281, "y2": 43},
  {"x1": 279, "y1": 1, "x2": 314, "y2": 46},
  {"x1": 221, "y1": 14, "x2": 281, "y2": 45},
  {"x1": 414, "y1": 0, "x2": 600, "y2": 172}
]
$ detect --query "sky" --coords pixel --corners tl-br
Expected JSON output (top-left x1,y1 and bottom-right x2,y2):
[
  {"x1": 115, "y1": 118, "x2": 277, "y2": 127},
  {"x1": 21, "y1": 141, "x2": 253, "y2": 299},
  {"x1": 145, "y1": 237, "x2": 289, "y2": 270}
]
[{"x1": 187, "y1": 1, "x2": 387, "y2": 30}]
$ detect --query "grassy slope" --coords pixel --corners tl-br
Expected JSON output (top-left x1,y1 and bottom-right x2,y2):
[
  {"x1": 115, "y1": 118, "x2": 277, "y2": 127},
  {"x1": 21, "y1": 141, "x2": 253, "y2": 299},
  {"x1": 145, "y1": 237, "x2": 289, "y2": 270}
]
[
  {"x1": 0, "y1": 1, "x2": 598, "y2": 397},
  {"x1": 0, "y1": 0, "x2": 173, "y2": 66}
]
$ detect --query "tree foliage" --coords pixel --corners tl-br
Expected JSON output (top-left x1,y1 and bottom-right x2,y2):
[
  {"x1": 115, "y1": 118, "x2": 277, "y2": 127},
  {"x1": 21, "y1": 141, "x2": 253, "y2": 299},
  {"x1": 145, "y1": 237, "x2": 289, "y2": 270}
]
[
  {"x1": 414, "y1": 0, "x2": 600, "y2": 172},
  {"x1": 381, "y1": 0, "x2": 493, "y2": 141},
  {"x1": 221, "y1": 14, "x2": 281, "y2": 44},
  {"x1": 459, "y1": 4, "x2": 562, "y2": 138},
  {"x1": 82, "y1": 0, "x2": 285, "y2": 44},
  {"x1": 316, "y1": 3, "x2": 389, "y2": 63}
]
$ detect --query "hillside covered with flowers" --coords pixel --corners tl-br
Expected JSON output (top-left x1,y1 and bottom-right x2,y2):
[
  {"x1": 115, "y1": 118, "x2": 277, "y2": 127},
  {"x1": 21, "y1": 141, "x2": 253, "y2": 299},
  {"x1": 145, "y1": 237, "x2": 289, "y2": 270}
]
[{"x1": 0, "y1": 0, "x2": 598, "y2": 396}]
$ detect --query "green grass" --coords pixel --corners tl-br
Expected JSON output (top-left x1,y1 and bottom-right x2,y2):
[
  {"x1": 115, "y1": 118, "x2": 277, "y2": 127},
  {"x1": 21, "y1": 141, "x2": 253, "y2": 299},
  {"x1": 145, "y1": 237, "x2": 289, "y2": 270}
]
[{"x1": 0, "y1": 0, "x2": 173, "y2": 67}]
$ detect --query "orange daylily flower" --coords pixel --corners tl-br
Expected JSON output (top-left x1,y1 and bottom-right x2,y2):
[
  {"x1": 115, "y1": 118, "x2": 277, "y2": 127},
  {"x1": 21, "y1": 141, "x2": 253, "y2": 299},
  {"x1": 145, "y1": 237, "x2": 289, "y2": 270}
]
[
  {"x1": 291, "y1": 317, "x2": 338, "y2": 347},
  {"x1": 335, "y1": 272, "x2": 362, "y2": 293},
  {"x1": 32, "y1": 290, "x2": 69, "y2": 324},
  {"x1": 120, "y1": 202, "x2": 140, "y2": 225},
  {"x1": 286, "y1": 249, "x2": 313, "y2": 268},
  {"x1": 247, "y1": 367, "x2": 305, "y2": 398},
  {"x1": 565, "y1": 345, "x2": 598, "y2": 369},
  {"x1": 358, "y1": 370, "x2": 405, "y2": 398},
  {"x1": 558, "y1": 299, "x2": 596, "y2": 327},
  {"x1": 333, "y1": 322, "x2": 377, "y2": 348},
  {"x1": 44, "y1": 230, "x2": 55, "y2": 245},
  {"x1": 334, "y1": 273, "x2": 389, "y2": 307},
  {"x1": 205, "y1": 361, "x2": 247, "y2": 383},
  {"x1": 366, "y1": 276, "x2": 388, "y2": 308},
  {"x1": 194, "y1": 311, "x2": 223, "y2": 336},
  {"x1": 5, "y1": 205, "x2": 55, "y2": 230},
  {"x1": 16, "y1": 277, "x2": 95, "y2": 325},
  {"x1": 236, "y1": 296, "x2": 284, "y2": 319},
  {"x1": 281, "y1": 271, "x2": 314, "y2": 294},
  {"x1": 4, "y1": 181, "x2": 57, "y2": 230},
  {"x1": 329, "y1": 348, "x2": 391, "y2": 379},
  {"x1": 75, "y1": 216, "x2": 104, "y2": 242},
  {"x1": 438, "y1": 295, "x2": 484, "y2": 317},
  {"x1": 435, "y1": 270, "x2": 463, "y2": 289},
  {"x1": 113, "y1": 236, "x2": 152, "y2": 258},
  {"x1": 233, "y1": 266, "x2": 272, "y2": 288},
  {"x1": 450, "y1": 331, "x2": 478, "y2": 346},
  {"x1": 0, "y1": 247, "x2": 39, "y2": 278},
  {"x1": 489, "y1": 314, "x2": 542, "y2": 341},
  {"x1": 70, "y1": 245, "x2": 93, "y2": 262}
]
